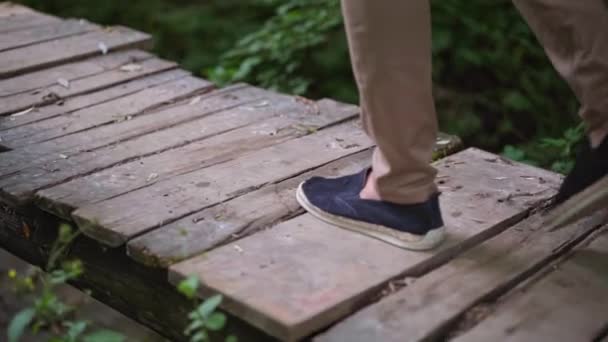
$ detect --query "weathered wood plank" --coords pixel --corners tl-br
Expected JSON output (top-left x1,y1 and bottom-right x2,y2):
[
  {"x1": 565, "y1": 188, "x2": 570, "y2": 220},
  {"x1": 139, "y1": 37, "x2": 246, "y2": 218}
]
[
  {"x1": 0, "y1": 67, "x2": 188, "y2": 132},
  {"x1": 128, "y1": 149, "x2": 371, "y2": 268},
  {"x1": 0, "y1": 85, "x2": 275, "y2": 203},
  {"x1": 0, "y1": 18, "x2": 98, "y2": 52},
  {"x1": 1, "y1": 54, "x2": 177, "y2": 117},
  {"x1": 128, "y1": 132, "x2": 461, "y2": 268},
  {"x1": 453, "y1": 227, "x2": 608, "y2": 342},
  {"x1": 0, "y1": 8, "x2": 60, "y2": 34},
  {"x1": 316, "y1": 213, "x2": 605, "y2": 342},
  {"x1": 1, "y1": 74, "x2": 211, "y2": 148},
  {"x1": 0, "y1": 49, "x2": 153, "y2": 98},
  {"x1": 168, "y1": 148, "x2": 561, "y2": 341},
  {"x1": 71, "y1": 121, "x2": 373, "y2": 247},
  {"x1": 35, "y1": 99, "x2": 358, "y2": 218},
  {"x1": 0, "y1": 26, "x2": 151, "y2": 78},
  {"x1": 0, "y1": 2, "x2": 39, "y2": 17},
  {"x1": 0, "y1": 204, "x2": 271, "y2": 342}
]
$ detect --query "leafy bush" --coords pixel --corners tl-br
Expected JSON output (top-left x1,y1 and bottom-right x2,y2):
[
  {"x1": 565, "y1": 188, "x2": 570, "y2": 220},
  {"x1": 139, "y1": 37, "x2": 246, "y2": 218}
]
[{"x1": 17, "y1": 0, "x2": 583, "y2": 171}]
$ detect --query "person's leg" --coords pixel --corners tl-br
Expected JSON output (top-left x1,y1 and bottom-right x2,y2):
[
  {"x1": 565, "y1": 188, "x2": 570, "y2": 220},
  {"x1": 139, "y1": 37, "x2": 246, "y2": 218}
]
[
  {"x1": 342, "y1": 0, "x2": 439, "y2": 205},
  {"x1": 296, "y1": 0, "x2": 445, "y2": 250},
  {"x1": 513, "y1": 0, "x2": 608, "y2": 203}
]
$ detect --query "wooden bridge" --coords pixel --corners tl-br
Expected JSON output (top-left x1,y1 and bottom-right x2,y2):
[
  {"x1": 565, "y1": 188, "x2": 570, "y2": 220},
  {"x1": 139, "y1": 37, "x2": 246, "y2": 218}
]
[{"x1": 1, "y1": 4, "x2": 607, "y2": 341}]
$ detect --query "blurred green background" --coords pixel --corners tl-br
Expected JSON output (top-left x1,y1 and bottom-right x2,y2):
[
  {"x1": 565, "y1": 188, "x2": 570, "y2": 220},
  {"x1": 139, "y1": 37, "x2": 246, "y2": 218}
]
[{"x1": 16, "y1": 0, "x2": 584, "y2": 172}]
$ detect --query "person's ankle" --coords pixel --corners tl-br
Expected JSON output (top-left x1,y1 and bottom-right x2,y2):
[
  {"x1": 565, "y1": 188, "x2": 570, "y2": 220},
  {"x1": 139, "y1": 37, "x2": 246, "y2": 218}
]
[
  {"x1": 589, "y1": 126, "x2": 608, "y2": 149},
  {"x1": 360, "y1": 171, "x2": 382, "y2": 201}
]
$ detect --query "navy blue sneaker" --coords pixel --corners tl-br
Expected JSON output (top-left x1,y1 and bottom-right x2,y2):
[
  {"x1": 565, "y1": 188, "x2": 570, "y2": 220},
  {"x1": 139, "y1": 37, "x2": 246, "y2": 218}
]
[{"x1": 296, "y1": 169, "x2": 446, "y2": 250}]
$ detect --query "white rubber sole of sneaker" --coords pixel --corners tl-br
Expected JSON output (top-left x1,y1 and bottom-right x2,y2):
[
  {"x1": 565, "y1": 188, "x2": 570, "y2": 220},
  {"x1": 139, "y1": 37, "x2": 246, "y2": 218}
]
[{"x1": 296, "y1": 182, "x2": 446, "y2": 251}]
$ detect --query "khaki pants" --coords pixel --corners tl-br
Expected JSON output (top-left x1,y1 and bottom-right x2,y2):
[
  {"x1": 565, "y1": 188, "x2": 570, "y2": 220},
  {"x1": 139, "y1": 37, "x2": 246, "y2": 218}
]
[{"x1": 342, "y1": 0, "x2": 608, "y2": 204}]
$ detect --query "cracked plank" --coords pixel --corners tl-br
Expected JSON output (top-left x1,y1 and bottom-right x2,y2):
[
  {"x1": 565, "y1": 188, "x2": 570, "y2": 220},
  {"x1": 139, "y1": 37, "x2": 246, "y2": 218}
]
[{"x1": 168, "y1": 148, "x2": 561, "y2": 341}]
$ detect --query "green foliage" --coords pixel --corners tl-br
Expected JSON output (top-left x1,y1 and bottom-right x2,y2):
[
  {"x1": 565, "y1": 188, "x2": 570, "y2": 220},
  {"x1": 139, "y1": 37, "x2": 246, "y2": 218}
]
[
  {"x1": 177, "y1": 275, "x2": 200, "y2": 299},
  {"x1": 16, "y1": 0, "x2": 584, "y2": 169},
  {"x1": 7, "y1": 224, "x2": 126, "y2": 342},
  {"x1": 208, "y1": 0, "x2": 342, "y2": 95},
  {"x1": 177, "y1": 277, "x2": 236, "y2": 342}
]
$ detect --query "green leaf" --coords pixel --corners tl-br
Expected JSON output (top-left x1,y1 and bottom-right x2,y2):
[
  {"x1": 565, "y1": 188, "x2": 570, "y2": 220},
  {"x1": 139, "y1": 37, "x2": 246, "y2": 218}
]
[
  {"x1": 64, "y1": 321, "x2": 88, "y2": 341},
  {"x1": 204, "y1": 312, "x2": 227, "y2": 331},
  {"x1": 8, "y1": 307, "x2": 35, "y2": 342},
  {"x1": 225, "y1": 335, "x2": 238, "y2": 342},
  {"x1": 177, "y1": 276, "x2": 199, "y2": 299},
  {"x1": 191, "y1": 330, "x2": 208, "y2": 342},
  {"x1": 197, "y1": 294, "x2": 223, "y2": 318},
  {"x1": 82, "y1": 330, "x2": 125, "y2": 342}
]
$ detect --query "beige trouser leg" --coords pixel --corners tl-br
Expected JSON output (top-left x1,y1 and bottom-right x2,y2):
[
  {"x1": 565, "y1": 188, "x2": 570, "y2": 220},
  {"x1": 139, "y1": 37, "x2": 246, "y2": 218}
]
[
  {"x1": 513, "y1": 0, "x2": 608, "y2": 142},
  {"x1": 341, "y1": 0, "x2": 439, "y2": 204},
  {"x1": 341, "y1": 0, "x2": 608, "y2": 204}
]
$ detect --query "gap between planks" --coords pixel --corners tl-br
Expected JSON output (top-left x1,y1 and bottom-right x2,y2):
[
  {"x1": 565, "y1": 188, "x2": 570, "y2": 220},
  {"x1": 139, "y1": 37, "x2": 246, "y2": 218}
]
[
  {"x1": 2, "y1": 72, "x2": 211, "y2": 148},
  {"x1": 0, "y1": 68, "x2": 189, "y2": 137},
  {"x1": 126, "y1": 133, "x2": 461, "y2": 268},
  {"x1": 0, "y1": 18, "x2": 99, "y2": 52},
  {"x1": 33, "y1": 97, "x2": 359, "y2": 218},
  {"x1": 0, "y1": 84, "x2": 288, "y2": 205},
  {"x1": 0, "y1": 25, "x2": 151, "y2": 78},
  {"x1": 317, "y1": 209, "x2": 607, "y2": 342},
  {"x1": 0, "y1": 50, "x2": 179, "y2": 117},
  {"x1": 167, "y1": 148, "x2": 562, "y2": 341},
  {"x1": 453, "y1": 223, "x2": 608, "y2": 342}
]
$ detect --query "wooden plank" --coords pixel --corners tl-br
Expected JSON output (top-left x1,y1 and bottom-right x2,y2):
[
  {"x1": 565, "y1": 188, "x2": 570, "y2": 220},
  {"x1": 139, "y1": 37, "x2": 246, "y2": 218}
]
[
  {"x1": 1, "y1": 74, "x2": 211, "y2": 148},
  {"x1": 71, "y1": 121, "x2": 374, "y2": 247},
  {"x1": 0, "y1": 85, "x2": 274, "y2": 203},
  {"x1": 0, "y1": 3, "x2": 39, "y2": 17},
  {"x1": 0, "y1": 54, "x2": 177, "y2": 117},
  {"x1": 0, "y1": 19, "x2": 98, "y2": 52},
  {"x1": 316, "y1": 214, "x2": 605, "y2": 342},
  {"x1": 167, "y1": 148, "x2": 561, "y2": 341},
  {"x1": 34, "y1": 98, "x2": 358, "y2": 217},
  {"x1": 0, "y1": 49, "x2": 153, "y2": 98},
  {"x1": 453, "y1": 227, "x2": 608, "y2": 342},
  {"x1": 0, "y1": 67, "x2": 188, "y2": 132},
  {"x1": 128, "y1": 132, "x2": 461, "y2": 268},
  {"x1": 0, "y1": 10, "x2": 60, "y2": 34},
  {"x1": 0, "y1": 26, "x2": 151, "y2": 78}
]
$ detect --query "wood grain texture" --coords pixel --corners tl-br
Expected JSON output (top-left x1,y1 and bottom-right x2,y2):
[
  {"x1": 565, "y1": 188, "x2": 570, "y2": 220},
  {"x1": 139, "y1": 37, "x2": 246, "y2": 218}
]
[
  {"x1": 1, "y1": 73, "x2": 210, "y2": 148},
  {"x1": 0, "y1": 18, "x2": 98, "y2": 52},
  {"x1": 0, "y1": 49, "x2": 153, "y2": 98},
  {"x1": 0, "y1": 25, "x2": 151, "y2": 78},
  {"x1": 317, "y1": 213, "x2": 605, "y2": 342},
  {"x1": 127, "y1": 149, "x2": 372, "y2": 268},
  {"x1": 0, "y1": 54, "x2": 176, "y2": 117},
  {"x1": 0, "y1": 9, "x2": 60, "y2": 34},
  {"x1": 35, "y1": 98, "x2": 357, "y2": 218},
  {"x1": 0, "y1": 85, "x2": 279, "y2": 205},
  {"x1": 0, "y1": 75, "x2": 212, "y2": 182},
  {"x1": 71, "y1": 121, "x2": 373, "y2": 247},
  {"x1": 454, "y1": 227, "x2": 608, "y2": 342},
  {"x1": 168, "y1": 148, "x2": 561, "y2": 341},
  {"x1": 128, "y1": 131, "x2": 461, "y2": 268},
  {"x1": 0, "y1": 67, "x2": 187, "y2": 132}
]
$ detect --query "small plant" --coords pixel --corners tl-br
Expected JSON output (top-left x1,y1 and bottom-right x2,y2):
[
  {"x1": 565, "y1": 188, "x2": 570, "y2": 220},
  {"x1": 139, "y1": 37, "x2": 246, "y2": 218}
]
[
  {"x1": 177, "y1": 275, "x2": 237, "y2": 342},
  {"x1": 7, "y1": 224, "x2": 126, "y2": 342}
]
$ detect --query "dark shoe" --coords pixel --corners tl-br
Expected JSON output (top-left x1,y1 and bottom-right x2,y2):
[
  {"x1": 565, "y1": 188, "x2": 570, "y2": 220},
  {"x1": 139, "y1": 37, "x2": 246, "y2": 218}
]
[
  {"x1": 296, "y1": 169, "x2": 445, "y2": 250},
  {"x1": 554, "y1": 135, "x2": 608, "y2": 204}
]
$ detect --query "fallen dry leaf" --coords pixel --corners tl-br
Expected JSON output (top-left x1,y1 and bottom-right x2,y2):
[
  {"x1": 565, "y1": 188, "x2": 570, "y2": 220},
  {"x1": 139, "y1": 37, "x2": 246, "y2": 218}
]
[
  {"x1": 146, "y1": 173, "x2": 159, "y2": 182},
  {"x1": 57, "y1": 78, "x2": 70, "y2": 89},
  {"x1": 189, "y1": 96, "x2": 201, "y2": 105},
  {"x1": 98, "y1": 42, "x2": 108, "y2": 55},
  {"x1": 10, "y1": 106, "x2": 35, "y2": 117},
  {"x1": 119, "y1": 63, "x2": 143, "y2": 72}
]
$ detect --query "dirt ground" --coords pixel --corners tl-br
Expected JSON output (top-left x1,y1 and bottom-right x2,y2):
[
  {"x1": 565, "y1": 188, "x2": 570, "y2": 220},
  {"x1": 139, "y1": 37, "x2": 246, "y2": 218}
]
[{"x1": 0, "y1": 248, "x2": 168, "y2": 342}]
